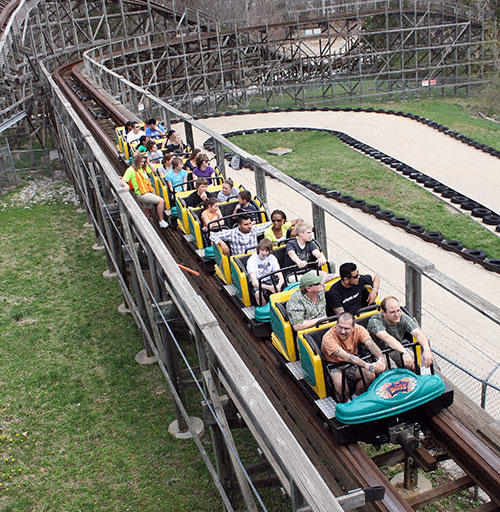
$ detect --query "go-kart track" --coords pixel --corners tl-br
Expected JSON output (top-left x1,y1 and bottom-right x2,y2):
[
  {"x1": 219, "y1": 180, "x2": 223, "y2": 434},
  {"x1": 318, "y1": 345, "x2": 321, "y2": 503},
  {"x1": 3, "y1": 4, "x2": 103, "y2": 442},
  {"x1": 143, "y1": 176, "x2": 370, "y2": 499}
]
[{"x1": 183, "y1": 110, "x2": 500, "y2": 397}]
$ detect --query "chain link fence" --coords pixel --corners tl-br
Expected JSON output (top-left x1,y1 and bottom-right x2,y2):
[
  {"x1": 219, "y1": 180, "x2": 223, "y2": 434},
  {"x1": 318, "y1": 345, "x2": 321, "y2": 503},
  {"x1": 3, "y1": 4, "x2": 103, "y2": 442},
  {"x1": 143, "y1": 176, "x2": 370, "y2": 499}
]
[{"x1": 0, "y1": 136, "x2": 60, "y2": 195}]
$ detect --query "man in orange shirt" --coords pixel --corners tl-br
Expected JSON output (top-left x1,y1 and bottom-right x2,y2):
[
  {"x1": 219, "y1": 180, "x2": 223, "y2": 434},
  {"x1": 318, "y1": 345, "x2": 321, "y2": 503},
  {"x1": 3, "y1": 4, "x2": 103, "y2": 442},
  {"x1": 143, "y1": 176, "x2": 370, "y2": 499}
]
[{"x1": 321, "y1": 312, "x2": 386, "y2": 402}]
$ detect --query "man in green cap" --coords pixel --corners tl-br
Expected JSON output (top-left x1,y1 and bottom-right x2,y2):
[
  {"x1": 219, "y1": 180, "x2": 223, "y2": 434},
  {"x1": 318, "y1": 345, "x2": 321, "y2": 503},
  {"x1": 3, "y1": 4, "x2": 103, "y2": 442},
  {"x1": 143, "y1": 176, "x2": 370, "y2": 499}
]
[{"x1": 286, "y1": 271, "x2": 327, "y2": 332}]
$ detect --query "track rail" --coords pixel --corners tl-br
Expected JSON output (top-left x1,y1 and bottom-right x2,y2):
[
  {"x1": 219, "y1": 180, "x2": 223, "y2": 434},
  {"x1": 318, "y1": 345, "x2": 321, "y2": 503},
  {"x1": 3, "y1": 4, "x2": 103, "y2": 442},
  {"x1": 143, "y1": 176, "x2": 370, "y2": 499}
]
[{"x1": 53, "y1": 60, "x2": 500, "y2": 511}]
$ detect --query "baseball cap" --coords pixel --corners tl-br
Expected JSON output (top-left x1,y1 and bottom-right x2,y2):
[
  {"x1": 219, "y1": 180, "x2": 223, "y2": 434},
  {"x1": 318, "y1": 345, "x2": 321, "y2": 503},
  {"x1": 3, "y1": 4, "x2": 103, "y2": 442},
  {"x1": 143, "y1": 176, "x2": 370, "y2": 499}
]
[{"x1": 299, "y1": 271, "x2": 323, "y2": 290}]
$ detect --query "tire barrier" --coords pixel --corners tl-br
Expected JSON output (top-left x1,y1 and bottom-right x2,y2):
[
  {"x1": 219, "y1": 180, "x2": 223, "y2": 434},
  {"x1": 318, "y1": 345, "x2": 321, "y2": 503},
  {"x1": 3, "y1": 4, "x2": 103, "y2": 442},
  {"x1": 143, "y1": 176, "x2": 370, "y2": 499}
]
[
  {"x1": 451, "y1": 195, "x2": 468, "y2": 204},
  {"x1": 460, "y1": 200, "x2": 481, "y2": 211},
  {"x1": 408, "y1": 224, "x2": 425, "y2": 234},
  {"x1": 485, "y1": 258, "x2": 500, "y2": 269},
  {"x1": 203, "y1": 114, "x2": 500, "y2": 273},
  {"x1": 379, "y1": 209, "x2": 395, "y2": 219},
  {"x1": 424, "y1": 231, "x2": 445, "y2": 242},
  {"x1": 471, "y1": 207, "x2": 491, "y2": 218},
  {"x1": 392, "y1": 216, "x2": 410, "y2": 226},
  {"x1": 443, "y1": 239, "x2": 464, "y2": 250},
  {"x1": 463, "y1": 248, "x2": 487, "y2": 261},
  {"x1": 482, "y1": 214, "x2": 500, "y2": 226}
]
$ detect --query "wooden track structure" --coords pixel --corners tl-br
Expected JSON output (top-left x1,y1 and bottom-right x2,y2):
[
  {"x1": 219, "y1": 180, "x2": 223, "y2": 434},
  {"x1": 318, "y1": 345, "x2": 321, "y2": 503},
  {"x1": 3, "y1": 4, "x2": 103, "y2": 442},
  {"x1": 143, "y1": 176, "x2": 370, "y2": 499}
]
[
  {"x1": 1, "y1": 1, "x2": 499, "y2": 511},
  {"x1": 0, "y1": 0, "x2": 497, "y2": 133}
]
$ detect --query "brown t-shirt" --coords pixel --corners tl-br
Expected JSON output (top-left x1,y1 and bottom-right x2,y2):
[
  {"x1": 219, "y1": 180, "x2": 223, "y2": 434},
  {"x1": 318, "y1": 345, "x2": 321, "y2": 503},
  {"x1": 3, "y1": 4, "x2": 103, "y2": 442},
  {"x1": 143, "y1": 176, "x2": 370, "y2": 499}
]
[{"x1": 321, "y1": 324, "x2": 370, "y2": 363}]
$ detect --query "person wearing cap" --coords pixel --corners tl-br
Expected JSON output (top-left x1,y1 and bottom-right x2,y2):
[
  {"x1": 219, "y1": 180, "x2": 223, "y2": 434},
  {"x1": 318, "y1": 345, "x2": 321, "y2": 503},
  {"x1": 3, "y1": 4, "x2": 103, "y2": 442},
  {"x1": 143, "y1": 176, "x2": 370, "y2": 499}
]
[
  {"x1": 286, "y1": 271, "x2": 327, "y2": 331},
  {"x1": 322, "y1": 311, "x2": 386, "y2": 402}
]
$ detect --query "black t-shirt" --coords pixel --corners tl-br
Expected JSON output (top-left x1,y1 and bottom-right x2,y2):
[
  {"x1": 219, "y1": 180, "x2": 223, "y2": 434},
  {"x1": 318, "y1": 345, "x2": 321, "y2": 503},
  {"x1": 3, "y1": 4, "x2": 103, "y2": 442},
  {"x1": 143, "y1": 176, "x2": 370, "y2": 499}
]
[
  {"x1": 166, "y1": 142, "x2": 185, "y2": 154},
  {"x1": 184, "y1": 190, "x2": 215, "y2": 208},
  {"x1": 283, "y1": 239, "x2": 317, "y2": 271},
  {"x1": 325, "y1": 274, "x2": 373, "y2": 316}
]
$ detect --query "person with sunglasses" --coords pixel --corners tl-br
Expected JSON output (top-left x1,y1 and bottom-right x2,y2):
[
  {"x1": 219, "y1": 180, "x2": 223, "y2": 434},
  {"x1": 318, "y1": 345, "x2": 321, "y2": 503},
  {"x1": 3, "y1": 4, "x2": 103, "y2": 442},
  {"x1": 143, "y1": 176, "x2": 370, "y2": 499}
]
[
  {"x1": 192, "y1": 153, "x2": 216, "y2": 182},
  {"x1": 325, "y1": 262, "x2": 379, "y2": 317},
  {"x1": 126, "y1": 121, "x2": 146, "y2": 144},
  {"x1": 264, "y1": 209, "x2": 303, "y2": 244}
]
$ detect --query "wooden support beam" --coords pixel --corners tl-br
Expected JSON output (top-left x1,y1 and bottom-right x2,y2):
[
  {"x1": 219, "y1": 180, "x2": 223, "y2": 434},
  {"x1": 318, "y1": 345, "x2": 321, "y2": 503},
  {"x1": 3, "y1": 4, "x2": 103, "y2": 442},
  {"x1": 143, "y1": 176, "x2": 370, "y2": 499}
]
[
  {"x1": 407, "y1": 475, "x2": 473, "y2": 508},
  {"x1": 469, "y1": 501, "x2": 500, "y2": 512},
  {"x1": 204, "y1": 370, "x2": 258, "y2": 512}
]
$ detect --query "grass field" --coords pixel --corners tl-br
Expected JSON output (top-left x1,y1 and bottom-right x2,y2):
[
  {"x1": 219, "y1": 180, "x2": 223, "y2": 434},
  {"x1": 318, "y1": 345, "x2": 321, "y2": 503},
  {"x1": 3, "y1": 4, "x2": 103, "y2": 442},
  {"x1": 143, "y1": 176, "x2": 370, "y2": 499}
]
[
  {"x1": 0, "y1": 200, "x2": 219, "y2": 511},
  {"x1": 229, "y1": 129, "x2": 500, "y2": 259}
]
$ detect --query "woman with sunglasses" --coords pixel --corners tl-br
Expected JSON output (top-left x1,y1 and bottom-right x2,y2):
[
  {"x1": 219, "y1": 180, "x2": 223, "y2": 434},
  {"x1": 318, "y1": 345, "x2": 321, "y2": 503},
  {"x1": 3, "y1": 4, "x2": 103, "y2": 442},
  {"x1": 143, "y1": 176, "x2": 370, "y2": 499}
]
[
  {"x1": 264, "y1": 210, "x2": 303, "y2": 244},
  {"x1": 192, "y1": 153, "x2": 216, "y2": 182}
]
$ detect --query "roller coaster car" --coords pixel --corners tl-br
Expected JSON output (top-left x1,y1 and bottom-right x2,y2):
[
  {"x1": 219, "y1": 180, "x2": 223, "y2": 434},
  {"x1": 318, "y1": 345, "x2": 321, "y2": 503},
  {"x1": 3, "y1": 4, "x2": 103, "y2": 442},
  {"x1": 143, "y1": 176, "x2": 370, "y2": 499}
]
[
  {"x1": 270, "y1": 275, "x2": 376, "y2": 363},
  {"x1": 223, "y1": 244, "x2": 289, "y2": 337},
  {"x1": 174, "y1": 178, "x2": 224, "y2": 234},
  {"x1": 147, "y1": 171, "x2": 175, "y2": 211},
  {"x1": 115, "y1": 123, "x2": 191, "y2": 166},
  {"x1": 281, "y1": 310, "x2": 453, "y2": 444},
  {"x1": 185, "y1": 200, "x2": 240, "y2": 269},
  {"x1": 211, "y1": 199, "x2": 269, "y2": 283}
]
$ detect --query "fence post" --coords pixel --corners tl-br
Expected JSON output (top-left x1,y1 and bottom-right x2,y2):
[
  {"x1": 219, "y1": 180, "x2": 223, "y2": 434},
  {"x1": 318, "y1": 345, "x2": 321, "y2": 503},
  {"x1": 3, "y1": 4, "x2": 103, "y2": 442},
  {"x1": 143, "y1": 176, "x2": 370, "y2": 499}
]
[
  {"x1": 312, "y1": 203, "x2": 328, "y2": 261},
  {"x1": 184, "y1": 119, "x2": 194, "y2": 150},
  {"x1": 214, "y1": 139, "x2": 226, "y2": 179},
  {"x1": 253, "y1": 157, "x2": 268, "y2": 205},
  {"x1": 390, "y1": 246, "x2": 435, "y2": 325}
]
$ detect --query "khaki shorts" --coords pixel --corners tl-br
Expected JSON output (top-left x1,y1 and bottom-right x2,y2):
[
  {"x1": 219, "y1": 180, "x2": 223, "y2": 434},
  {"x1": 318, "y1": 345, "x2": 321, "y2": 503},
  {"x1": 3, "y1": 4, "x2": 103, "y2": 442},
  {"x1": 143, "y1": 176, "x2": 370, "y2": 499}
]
[{"x1": 137, "y1": 192, "x2": 162, "y2": 206}]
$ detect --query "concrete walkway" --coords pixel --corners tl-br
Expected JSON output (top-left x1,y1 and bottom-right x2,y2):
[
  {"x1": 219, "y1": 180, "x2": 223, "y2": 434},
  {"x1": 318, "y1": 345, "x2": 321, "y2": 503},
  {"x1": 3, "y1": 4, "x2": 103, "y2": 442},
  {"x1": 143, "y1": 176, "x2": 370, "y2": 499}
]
[{"x1": 178, "y1": 111, "x2": 500, "y2": 417}]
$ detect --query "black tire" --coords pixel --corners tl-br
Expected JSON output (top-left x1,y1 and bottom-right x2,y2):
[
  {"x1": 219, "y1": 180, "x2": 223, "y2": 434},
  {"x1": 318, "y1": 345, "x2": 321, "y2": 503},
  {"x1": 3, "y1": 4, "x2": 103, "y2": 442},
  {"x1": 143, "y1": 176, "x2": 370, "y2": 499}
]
[
  {"x1": 409, "y1": 172, "x2": 423, "y2": 180},
  {"x1": 485, "y1": 258, "x2": 500, "y2": 269},
  {"x1": 433, "y1": 184, "x2": 448, "y2": 193},
  {"x1": 471, "y1": 207, "x2": 491, "y2": 218},
  {"x1": 460, "y1": 200, "x2": 481, "y2": 211},
  {"x1": 451, "y1": 195, "x2": 467, "y2": 204},
  {"x1": 443, "y1": 239, "x2": 464, "y2": 250},
  {"x1": 327, "y1": 190, "x2": 341, "y2": 198},
  {"x1": 463, "y1": 248, "x2": 487, "y2": 261},
  {"x1": 341, "y1": 194, "x2": 353, "y2": 202},
  {"x1": 392, "y1": 216, "x2": 410, "y2": 226},
  {"x1": 416, "y1": 175, "x2": 428, "y2": 183},
  {"x1": 483, "y1": 214, "x2": 500, "y2": 225},
  {"x1": 442, "y1": 188, "x2": 458, "y2": 198},
  {"x1": 379, "y1": 209, "x2": 394, "y2": 219},
  {"x1": 408, "y1": 223, "x2": 425, "y2": 234},
  {"x1": 352, "y1": 199, "x2": 366, "y2": 207},
  {"x1": 401, "y1": 166, "x2": 415, "y2": 175},
  {"x1": 425, "y1": 231, "x2": 444, "y2": 242},
  {"x1": 366, "y1": 204, "x2": 380, "y2": 213},
  {"x1": 423, "y1": 179, "x2": 439, "y2": 188}
]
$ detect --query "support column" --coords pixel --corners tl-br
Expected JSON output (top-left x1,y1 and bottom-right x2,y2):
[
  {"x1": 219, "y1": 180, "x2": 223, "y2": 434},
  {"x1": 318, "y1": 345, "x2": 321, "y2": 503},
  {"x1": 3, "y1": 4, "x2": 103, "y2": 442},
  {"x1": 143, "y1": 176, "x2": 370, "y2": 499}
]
[
  {"x1": 204, "y1": 370, "x2": 258, "y2": 512},
  {"x1": 390, "y1": 246, "x2": 435, "y2": 326},
  {"x1": 253, "y1": 158, "x2": 268, "y2": 205},
  {"x1": 405, "y1": 263, "x2": 422, "y2": 325},
  {"x1": 312, "y1": 203, "x2": 328, "y2": 261},
  {"x1": 214, "y1": 139, "x2": 226, "y2": 179}
]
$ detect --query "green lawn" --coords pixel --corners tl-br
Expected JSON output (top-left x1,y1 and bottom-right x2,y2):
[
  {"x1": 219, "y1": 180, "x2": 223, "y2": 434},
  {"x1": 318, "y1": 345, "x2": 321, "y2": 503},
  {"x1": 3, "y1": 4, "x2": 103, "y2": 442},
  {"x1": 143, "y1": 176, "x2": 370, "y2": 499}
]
[
  {"x1": 0, "y1": 201, "x2": 219, "y2": 511},
  {"x1": 229, "y1": 130, "x2": 500, "y2": 259}
]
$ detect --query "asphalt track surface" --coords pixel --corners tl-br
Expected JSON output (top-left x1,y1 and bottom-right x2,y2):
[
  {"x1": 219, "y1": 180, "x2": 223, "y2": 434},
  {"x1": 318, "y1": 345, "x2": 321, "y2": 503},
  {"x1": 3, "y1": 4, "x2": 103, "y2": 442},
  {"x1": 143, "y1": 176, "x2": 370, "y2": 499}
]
[{"x1": 176, "y1": 111, "x2": 500, "y2": 417}]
